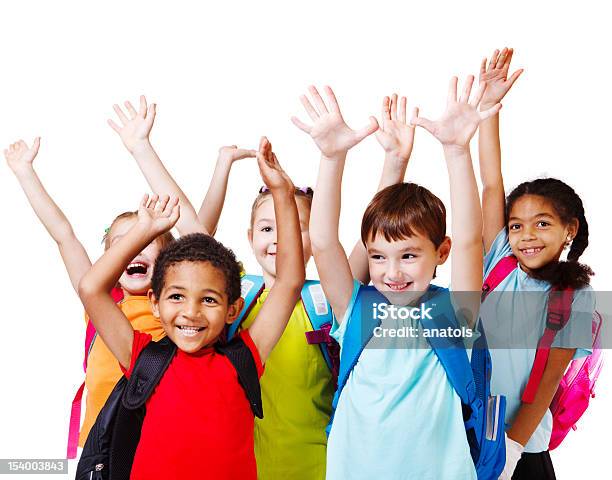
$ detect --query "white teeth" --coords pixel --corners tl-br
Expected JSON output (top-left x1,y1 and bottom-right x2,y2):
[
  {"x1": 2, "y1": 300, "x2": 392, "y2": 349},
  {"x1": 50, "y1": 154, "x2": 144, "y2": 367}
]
[
  {"x1": 387, "y1": 283, "x2": 409, "y2": 291},
  {"x1": 522, "y1": 248, "x2": 543, "y2": 256},
  {"x1": 177, "y1": 326, "x2": 204, "y2": 337}
]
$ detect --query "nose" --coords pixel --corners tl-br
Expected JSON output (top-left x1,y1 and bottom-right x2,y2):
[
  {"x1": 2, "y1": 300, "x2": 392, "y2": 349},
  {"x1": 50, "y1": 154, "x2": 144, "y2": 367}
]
[
  {"x1": 521, "y1": 224, "x2": 537, "y2": 242},
  {"x1": 182, "y1": 300, "x2": 200, "y2": 320},
  {"x1": 386, "y1": 260, "x2": 403, "y2": 282}
]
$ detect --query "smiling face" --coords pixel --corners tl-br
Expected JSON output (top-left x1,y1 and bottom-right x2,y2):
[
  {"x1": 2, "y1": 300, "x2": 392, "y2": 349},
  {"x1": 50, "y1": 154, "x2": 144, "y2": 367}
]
[
  {"x1": 148, "y1": 261, "x2": 243, "y2": 353},
  {"x1": 248, "y1": 195, "x2": 312, "y2": 280},
  {"x1": 107, "y1": 216, "x2": 162, "y2": 296},
  {"x1": 366, "y1": 231, "x2": 450, "y2": 304},
  {"x1": 507, "y1": 194, "x2": 578, "y2": 274}
]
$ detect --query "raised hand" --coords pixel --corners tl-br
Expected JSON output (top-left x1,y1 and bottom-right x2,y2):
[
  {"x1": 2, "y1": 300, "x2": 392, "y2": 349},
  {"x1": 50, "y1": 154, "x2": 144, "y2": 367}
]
[
  {"x1": 479, "y1": 47, "x2": 523, "y2": 109},
  {"x1": 217, "y1": 145, "x2": 257, "y2": 164},
  {"x1": 137, "y1": 193, "x2": 180, "y2": 237},
  {"x1": 411, "y1": 76, "x2": 501, "y2": 148},
  {"x1": 292, "y1": 85, "x2": 378, "y2": 158},
  {"x1": 256, "y1": 137, "x2": 294, "y2": 192},
  {"x1": 375, "y1": 94, "x2": 418, "y2": 161},
  {"x1": 4, "y1": 137, "x2": 41, "y2": 173},
  {"x1": 108, "y1": 95, "x2": 156, "y2": 153}
]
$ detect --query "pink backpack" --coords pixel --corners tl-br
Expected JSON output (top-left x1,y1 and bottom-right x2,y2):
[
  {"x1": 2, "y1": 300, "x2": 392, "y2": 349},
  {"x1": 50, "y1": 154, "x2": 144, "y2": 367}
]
[
  {"x1": 482, "y1": 256, "x2": 604, "y2": 450},
  {"x1": 66, "y1": 287, "x2": 124, "y2": 459}
]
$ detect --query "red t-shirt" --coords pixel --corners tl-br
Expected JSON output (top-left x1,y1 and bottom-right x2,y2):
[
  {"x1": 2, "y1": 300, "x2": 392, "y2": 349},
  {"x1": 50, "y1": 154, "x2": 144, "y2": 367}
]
[{"x1": 121, "y1": 329, "x2": 264, "y2": 480}]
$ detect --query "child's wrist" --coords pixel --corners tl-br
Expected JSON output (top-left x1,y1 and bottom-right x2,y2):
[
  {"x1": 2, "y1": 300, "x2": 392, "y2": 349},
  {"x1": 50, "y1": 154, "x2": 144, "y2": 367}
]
[
  {"x1": 384, "y1": 151, "x2": 410, "y2": 165},
  {"x1": 129, "y1": 138, "x2": 152, "y2": 155},
  {"x1": 442, "y1": 144, "x2": 470, "y2": 158},
  {"x1": 321, "y1": 152, "x2": 347, "y2": 163},
  {"x1": 11, "y1": 163, "x2": 35, "y2": 178}
]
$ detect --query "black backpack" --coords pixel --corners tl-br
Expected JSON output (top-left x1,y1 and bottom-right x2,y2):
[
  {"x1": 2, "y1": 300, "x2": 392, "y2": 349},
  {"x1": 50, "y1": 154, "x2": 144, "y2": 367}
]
[{"x1": 76, "y1": 335, "x2": 263, "y2": 480}]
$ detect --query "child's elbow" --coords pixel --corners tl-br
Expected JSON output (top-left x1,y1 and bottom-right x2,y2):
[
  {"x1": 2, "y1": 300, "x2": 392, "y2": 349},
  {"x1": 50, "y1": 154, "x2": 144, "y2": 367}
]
[{"x1": 77, "y1": 275, "x2": 98, "y2": 302}]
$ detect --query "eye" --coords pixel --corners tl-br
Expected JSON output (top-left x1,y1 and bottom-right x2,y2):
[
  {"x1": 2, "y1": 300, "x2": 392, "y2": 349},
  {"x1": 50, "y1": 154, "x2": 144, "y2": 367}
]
[
  {"x1": 370, "y1": 254, "x2": 384, "y2": 261},
  {"x1": 509, "y1": 223, "x2": 521, "y2": 231},
  {"x1": 168, "y1": 293, "x2": 183, "y2": 301},
  {"x1": 402, "y1": 253, "x2": 416, "y2": 260},
  {"x1": 260, "y1": 226, "x2": 273, "y2": 233},
  {"x1": 536, "y1": 221, "x2": 550, "y2": 228},
  {"x1": 203, "y1": 296, "x2": 218, "y2": 305}
]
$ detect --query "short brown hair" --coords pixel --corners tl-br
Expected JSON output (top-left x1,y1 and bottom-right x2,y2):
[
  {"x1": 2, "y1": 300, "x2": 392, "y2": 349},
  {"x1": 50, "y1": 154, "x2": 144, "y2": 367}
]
[
  {"x1": 361, "y1": 183, "x2": 446, "y2": 247},
  {"x1": 103, "y1": 211, "x2": 175, "y2": 251}
]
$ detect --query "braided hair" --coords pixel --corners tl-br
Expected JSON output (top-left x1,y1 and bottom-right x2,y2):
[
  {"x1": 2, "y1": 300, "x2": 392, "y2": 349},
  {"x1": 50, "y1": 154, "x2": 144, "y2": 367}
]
[{"x1": 505, "y1": 178, "x2": 593, "y2": 289}]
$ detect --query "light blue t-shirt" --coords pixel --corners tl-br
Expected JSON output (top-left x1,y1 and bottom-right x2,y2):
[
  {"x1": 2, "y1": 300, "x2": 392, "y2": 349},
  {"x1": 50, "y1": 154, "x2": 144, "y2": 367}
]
[
  {"x1": 326, "y1": 280, "x2": 477, "y2": 480},
  {"x1": 481, "y1": 229, "x2": 594, "y2": 453}
]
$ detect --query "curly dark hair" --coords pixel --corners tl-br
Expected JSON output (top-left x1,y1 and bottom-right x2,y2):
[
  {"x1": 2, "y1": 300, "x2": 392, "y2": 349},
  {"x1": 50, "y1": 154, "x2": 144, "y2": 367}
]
[
  {"x1": 506, "y1": 178, "x2": 593, "y2": 289},
  {"x1": 151, "y1": 233, "x2": 242, "y2": 303}
]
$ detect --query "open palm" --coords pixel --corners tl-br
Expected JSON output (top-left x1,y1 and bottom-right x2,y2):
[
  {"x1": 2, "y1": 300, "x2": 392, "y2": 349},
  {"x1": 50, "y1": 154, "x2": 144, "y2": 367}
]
[
  {"x1": 292, "y1": 86, "x2": 378, "y2": 158},
  {"x1": 375, "y1": 94, "x2": 418, "y2": 160},
  {"x1": 479, "y1": 48, "x2": 523, "y2": 108},
  {"x1": 108, "y1": 95, "x2": 156, "y2": 152},
  {"x1": 412, "y1": 76, "x2": 501, "y2": 147},
  {"x1": 137, "y1": 194, "x2": 180, "y2": 237}
]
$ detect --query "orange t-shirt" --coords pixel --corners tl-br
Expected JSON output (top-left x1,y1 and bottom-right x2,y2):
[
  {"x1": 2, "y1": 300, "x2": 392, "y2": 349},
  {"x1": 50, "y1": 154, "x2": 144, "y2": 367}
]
[{"x1": 78, "y1": 295, "x2": 166, "y2": 446}]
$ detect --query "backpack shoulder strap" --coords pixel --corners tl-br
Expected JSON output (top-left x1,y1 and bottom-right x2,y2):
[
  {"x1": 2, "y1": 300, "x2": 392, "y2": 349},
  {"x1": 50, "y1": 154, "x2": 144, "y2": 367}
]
[
  {"x1": 419, "y1": 289, "x2": 480, "y2": 429},
  {"x1": 482, "y1": 255, "x2": 518, "y2": 301},
  {"x1": 217, "y1": 337, "x2": 263, "y2": 418},
  {"x1": 122, "y1": 337, "x2": 177, "y2": 409},
  {"x1": 301, "y1": 280, "x2": 337, "y2": 374},
  {"x1": 227, "y1": 275, "x2": 265, "y2": 340},
  {"x1": 522, "y1": 287, "x2": 575, "y2": 403}
]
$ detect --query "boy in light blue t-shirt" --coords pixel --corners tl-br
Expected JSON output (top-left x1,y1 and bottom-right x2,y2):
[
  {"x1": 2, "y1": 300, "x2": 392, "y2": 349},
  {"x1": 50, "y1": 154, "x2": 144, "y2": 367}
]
[{"x1": 292, "y1": 80, "x2": 502, "y2": 479}]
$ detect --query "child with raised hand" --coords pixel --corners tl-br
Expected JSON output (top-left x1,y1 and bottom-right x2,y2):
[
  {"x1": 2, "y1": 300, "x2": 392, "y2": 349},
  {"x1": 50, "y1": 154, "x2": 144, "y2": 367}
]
[
  {"x1": 477, "y1": 48, "x2": 594, "y2": 480},
  {"x1": 295, "y1": 82, "x2": 499, "y2": 479},
  {"x1": 108, "y1": 95, "x2": 209, "y2": 236},
  {"x1": 77, "y1": 136, "x2": 305, "y2": 479},
  {"x1": 3, "y1": 138, "x2": 172, "y2": 453}
]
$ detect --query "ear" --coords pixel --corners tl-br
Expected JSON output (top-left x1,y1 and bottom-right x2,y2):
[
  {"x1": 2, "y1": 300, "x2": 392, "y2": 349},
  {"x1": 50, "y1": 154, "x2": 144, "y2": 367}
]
[
  {"x1": 226, "y1": 297, "x2": 245, "y2": 325},
  {"x1": 147, "y1": 289, "x2": 160, "y2": 318},
  {"x1": 247, "y1": 228, "x2": 253, "y2": 248},
  {"x1": 436, "y1": 236, "x2": 452, "y2": 265},
  {"x1": 566, "y1": 218, "x2": 579, "y2": 241}
]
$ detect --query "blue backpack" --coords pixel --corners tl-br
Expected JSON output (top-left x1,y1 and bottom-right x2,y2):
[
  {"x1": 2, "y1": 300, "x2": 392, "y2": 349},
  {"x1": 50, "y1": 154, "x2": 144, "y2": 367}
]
[
  {"x1": 328, "y1": 285, "x2": 507, "y2": 480},
  {"x1": 227, "y1": 274, "x2": 340, "y2": 381}
]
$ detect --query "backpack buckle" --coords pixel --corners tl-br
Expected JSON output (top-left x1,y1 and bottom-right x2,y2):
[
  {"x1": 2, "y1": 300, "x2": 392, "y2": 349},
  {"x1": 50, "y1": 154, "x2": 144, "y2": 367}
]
[
  {"x1": 546, "y1": 311, "x2": 566, "y2": 331},
  {"x1": 305, "y1": 323, "x2": 332, "y2": 345}
]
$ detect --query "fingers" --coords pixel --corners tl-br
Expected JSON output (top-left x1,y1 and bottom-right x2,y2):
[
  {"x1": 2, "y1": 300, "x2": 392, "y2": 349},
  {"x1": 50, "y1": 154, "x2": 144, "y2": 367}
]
[
  {"x1": 146, "y1": 193, "x2": 159, "y2": 209},
  {"x1": 308, "y1": 85, "x2": 329, "y2": 115},
  {"x1": 381, "y1": 96, "x2": 391, "y2": 122},
  {"x1": 353, "y1": 116, "x2": 379, "y2": 143},
  {"x1": 410, "y1": 107, "x2": 419, "y2": 128},
  {"x1": 507, "y1": 68, "x2": 524, "y2": 89},
  {"x1": 459, "y1": 75, "x2": 475, "y2": 103},
  {"x1": 488, "y1": 49, "x2": 500, "y2": 71},
  {"x1": 469, "y1": 81, "x2": 487, "y2": 107},
  {"x1": 107, "y1": 119, "x2": 121, "y2": 133},
  {"x1": 139, "y1": 95, "x2": 148, "y2": 117},
  {"x1": 502, "y1": 48, "x2": 514, "y2": 74},
  {"x1": 146, "y1": 103, "x2": 157, "y2": 128},
  {"x1": 156, "y1": 194, "x2": 171, "y2": 213},
  {"x1": 390, "y1": 93, "x2": 398, "y2": 121},
  {"x1": 140, "y1": 194, "x2": 150, "y2": 209},
  {"x1": 495, "y1": 47, "x2": 508, "y2": 70},
  {"x1": 299, "y1": 94, "x2": 319, "y2": 122},
  {"x1": 113, "y1": 104, "x2": 129, "y2": 125},
  {"x1": 447, "y1": 76, "x2": 458, "y2": 104},
  {"x1": 32, "y1": 137, "x2": 41, "y2": 155},
  {"x1": 399, "y1": 96, "x2": 407, "y2": 124},
  {"x1": 410, "y1": 115, "x2": 435, "y2": 134},
  {"x1": 324, "y1": 86, "x2": 342, "y2": 114},
  {"x1": 124, "y1": 101, "x2": 138, "y2": 119},
  {"x1": 480, "y1": 103, "x2": 502, "y2": 121},
  {"x1": 479, "y1": 57, "x2": 487, "y2": 79},
  {"x1": 291, "y1": 116, "x2": 312, "y2": 134}
]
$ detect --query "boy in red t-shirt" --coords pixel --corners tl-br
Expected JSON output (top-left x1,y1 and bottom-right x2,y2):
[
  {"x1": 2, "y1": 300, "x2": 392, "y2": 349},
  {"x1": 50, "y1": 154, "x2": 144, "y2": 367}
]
[{"x1": 78, "y1": 137, "x2": 305, "y2": 480}]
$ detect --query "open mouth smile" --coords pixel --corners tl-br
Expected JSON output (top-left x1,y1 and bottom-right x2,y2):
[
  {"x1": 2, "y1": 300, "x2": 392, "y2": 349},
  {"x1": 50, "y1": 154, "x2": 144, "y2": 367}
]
[
  {"x1": 126, "y1": 262, "x2": 149, "y2": 278},
  {"x1": 519, "y1": 247, "x2": 544, "y2": 257},
  {"x1": 385, "y1": 282, "x2": 412, "y2": 291},
  {"x1": 176, "y1": 325, "x2": 206, "y2": 337}
]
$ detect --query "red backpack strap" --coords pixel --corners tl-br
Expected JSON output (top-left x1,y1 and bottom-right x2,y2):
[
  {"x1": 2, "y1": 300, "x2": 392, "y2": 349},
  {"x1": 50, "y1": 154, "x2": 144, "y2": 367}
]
[
  {"x1": 521, "y1": 287, "x2": 575, "y2": 403},
  {"x1": 482, "y1": 255, "x2": 518, "y2": 301}
]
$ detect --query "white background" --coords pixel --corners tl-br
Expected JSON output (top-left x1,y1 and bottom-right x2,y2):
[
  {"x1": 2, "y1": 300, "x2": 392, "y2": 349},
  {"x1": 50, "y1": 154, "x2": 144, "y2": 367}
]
[{"x1": 0, "y1": 1, "x2": 610, "y2": 478}]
